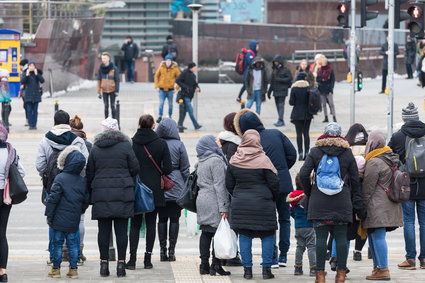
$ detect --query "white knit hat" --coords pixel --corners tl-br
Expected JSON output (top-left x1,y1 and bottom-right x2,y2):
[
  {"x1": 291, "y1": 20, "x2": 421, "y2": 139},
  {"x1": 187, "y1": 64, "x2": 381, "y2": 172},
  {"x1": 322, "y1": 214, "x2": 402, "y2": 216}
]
[{"x1": 101, "y1": 117, "x2": 119, "y2": 131}]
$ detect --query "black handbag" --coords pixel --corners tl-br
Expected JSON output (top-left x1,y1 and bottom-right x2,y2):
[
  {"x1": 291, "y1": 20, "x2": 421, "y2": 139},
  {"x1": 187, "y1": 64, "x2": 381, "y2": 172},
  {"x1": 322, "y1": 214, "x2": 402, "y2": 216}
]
[
  {"x1": 176, "y1": 169, "x2": 199, "y2": 213},
  {"x1": 9, "y1": 154, "x2": 28, "y2": 205}
]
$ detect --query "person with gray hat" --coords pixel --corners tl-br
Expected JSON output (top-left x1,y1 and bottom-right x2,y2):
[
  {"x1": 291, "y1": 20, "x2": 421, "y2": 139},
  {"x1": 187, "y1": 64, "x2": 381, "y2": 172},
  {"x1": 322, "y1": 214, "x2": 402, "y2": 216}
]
[{"x1": 389, "y1": 102, "x2": 425, "y2": 270}]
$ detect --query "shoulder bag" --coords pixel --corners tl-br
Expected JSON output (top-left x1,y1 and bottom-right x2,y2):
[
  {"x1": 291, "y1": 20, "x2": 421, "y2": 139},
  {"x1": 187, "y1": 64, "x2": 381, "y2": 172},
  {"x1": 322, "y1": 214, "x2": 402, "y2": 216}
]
[
  {"x1": 9, "y1": 151, "x2": 28, "y2": 205},
  {"x1": 143, "y1": 145, "x2": 175, "y2": 191}
]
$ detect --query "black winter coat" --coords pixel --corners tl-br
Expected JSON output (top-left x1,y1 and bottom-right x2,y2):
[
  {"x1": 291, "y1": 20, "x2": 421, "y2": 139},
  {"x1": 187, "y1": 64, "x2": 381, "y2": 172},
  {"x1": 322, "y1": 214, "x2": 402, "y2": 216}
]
[
  {"x1": 380, "y1": 42, "x2": 400, "y2": 70},
  {"x1": 45, "y1": 148, "x2": 89, "y2": 233},
  {"x1": 316, "y1": 64, "x2": 335, "y2": 95},
  {"x1": 176, "y1": 68, "x2": 198, "y2": 99},
  {"x1": 121, "y1": 41, "x2": 139, "y2": 61},
  {"x1": 268, "y1": 55, "x2": 292, "y2": 97},
  {"x1": 86, "y1": 130, "x2": 140, "y2": 220},
  {"x1": 21, "y1": 70, "x2": 44, "y2": 103},
  {"x1": 405, "y1": 41, "x2": 416, "y2": 65},
  {"x1": 226, "y1": 165, "x2": 280, "y2": 237},
  {"x1": 132, "y1": 128, "x2": 172, "y2": 207},
  {"x1": 389, "y1": 120, "x2": 425, "y2": 200},
  {"x1": 289, "y1": 80, "x2": 313, "y2": 121},
  {"x1": 299, "y1": 136, "x2": 365, "y2": 223}
]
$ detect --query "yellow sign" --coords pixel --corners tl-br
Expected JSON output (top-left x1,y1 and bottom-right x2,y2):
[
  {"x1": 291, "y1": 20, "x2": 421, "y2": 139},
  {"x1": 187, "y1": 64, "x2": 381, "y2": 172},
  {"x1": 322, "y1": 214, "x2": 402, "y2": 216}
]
[{"x1": 0, "y1": 29, "x2": 21, "y2": 97}]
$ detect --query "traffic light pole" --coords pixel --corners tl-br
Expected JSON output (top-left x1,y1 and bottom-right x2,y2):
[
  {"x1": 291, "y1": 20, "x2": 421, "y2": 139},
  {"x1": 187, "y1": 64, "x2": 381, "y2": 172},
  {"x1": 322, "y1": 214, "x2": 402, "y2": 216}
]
[
  {"x1": 349, "y1": 0, "x2": 356, "y2": 125},
  {"x1": 387, "y1": 0, "x2": 395, "y2": 138}
]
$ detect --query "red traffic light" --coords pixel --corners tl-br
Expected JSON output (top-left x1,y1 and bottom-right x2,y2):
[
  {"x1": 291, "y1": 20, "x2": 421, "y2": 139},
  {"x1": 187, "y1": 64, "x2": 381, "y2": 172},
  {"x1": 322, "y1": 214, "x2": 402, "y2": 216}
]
[
  {"x1": 408, "y1": 5, "x2": 422, "y2": 19},
  {"x1": 338, "y1": 4, "x2": 348, "y2": 14}
]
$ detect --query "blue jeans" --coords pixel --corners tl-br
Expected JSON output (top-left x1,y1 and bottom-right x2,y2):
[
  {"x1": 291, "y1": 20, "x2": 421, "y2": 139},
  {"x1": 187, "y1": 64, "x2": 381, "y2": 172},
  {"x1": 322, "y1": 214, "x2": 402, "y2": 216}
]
[
  {"x1": 402, "y1": 200, "x2": 425, "y2": 260},
  {"x1": 247, "y1": 90, "x2": 262, "y2": 114},
  {"x1": 239, "y1": 234, "x2": 275, "y2": 268},
  {"x1": 331, "y1": 239, "x2": 350, "y2": 258},
  {"x1": 368, "y1": 228, "x2": 388, "y2": 268},
  {"x1": 183, "y1": 97, "x2": 200, "y2": 128},
  {"x1": 52, "y1": 229, "x2": 80, "y2": 269},
  {"x1": 158, "y1": 90, "x2": 173, "y2": 117},
  {"x1": 25, "y1": 102, "x2": 38, "y2": 128},
  {"x1": 125, "y1": 60, "x2": 135, "y2": 82},
  {"x1": 276, "y1": 192, "x2": 291, "y2": 260}
]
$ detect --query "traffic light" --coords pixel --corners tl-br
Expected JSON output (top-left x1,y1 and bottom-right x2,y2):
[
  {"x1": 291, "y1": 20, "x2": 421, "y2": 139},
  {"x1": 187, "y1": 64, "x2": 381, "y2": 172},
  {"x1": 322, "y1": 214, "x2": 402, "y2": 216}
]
[
  {"x1": 337, "y1": 1, "x2": 350, "y2": 28},
  {"x1": 357, "y1": 71, "x2": 363, "y2": 92},
  {"x1": 360, "y1": 0, "x2": 379, "y2": 27},
  {"x1": 408, "y1": 1, "x2": 425, "y2": 38},
  {"x1": 395, "y1": 0, "x2": 410, "y2": 29}
]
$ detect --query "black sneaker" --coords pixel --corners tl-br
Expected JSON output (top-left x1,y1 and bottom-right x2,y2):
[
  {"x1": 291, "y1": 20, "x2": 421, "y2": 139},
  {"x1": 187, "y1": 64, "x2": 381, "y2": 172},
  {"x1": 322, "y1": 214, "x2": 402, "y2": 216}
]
[
  {"x1": 294, "y1": 265, "x2": 303, "y2": 275},
  {"x1": 156, "y1": 116, "x2": 162, "y2": 124},
  {"x1": 353, "y1": 251, "x2": 362, "y2": 261},
  {"x1": 195, "y1": 125, "x2": 202, "y2": 130}
]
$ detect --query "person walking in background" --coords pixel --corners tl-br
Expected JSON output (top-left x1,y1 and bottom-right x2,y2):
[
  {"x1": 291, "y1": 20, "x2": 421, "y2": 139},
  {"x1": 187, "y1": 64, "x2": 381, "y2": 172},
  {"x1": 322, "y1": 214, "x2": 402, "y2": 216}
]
[
  {"x1": 245, "y1": 57, "x2": 268, "y2": 114},
  {"x1": 97, "y1": 52, "x2": 120, "y2": 119},
  {"x1": 121, "y1": 36, "x2": 139, "y2": 83},
  {"x1": 405, "y1": 36, "x2": 416, "y2": 80},
  {"x1": 226, "y1": 130, "x2": 280, "y2": 280},
  {"x1": 267, "y1": 55, "x2": 292, "y2": 127},
  {"x1": 154, "y1": 54, "x2": 181, "y2": 123},
  {"x1": 161, "y1": 35, "x2": 178, "y2": 61},
  {"x1": 0, "y1": 69, "x2": 11, "y2": 131},
  {"x1": 176, "y1": 62, "x2": 202, "y2": 131},
  {"x1": 19, "y1": 59, "x2": 29, "y2": 127},
  {"x1": 127, "y1": 115, "x2": 172, "y2": 270},
  {"x1": 86, "y1": 118, "x2": 140, "y2": 278},
  {"x1": 294, "y1": 59, "x2": 315, "y2": 87},
  {"x1": 379, "y1": 38, "x2": 399, "y2": 93},
  {"x1": 236, "y1": 40, "x2": 259, "y2": 103},
  {"x1": 20, "y1": 61, "x2": 44, "y2": 130},
  {"x1": 45, "y1": 146, "x2": 89, "y2": 279},
  {"x1": 156, "y1": 118, "x2": 190, "y2": 262},
  {"x1": 289, "y1": 72, "x2": 313, "y2": 161},
  {"x1": 218, "y1": 112, "x2": 241, "y2": 162},
  {"x1": 389, "y1": 102, "x2": 425, "y2": 270},
  {"x1": 0, "y1": 122, "x2": 25, "y2": 283},
  {"x1": 196, "y1": 135, "x2": 230, "y2": 276},
  {"x1": 316, "y1": 56, "x2": 336, "y2": 123}
]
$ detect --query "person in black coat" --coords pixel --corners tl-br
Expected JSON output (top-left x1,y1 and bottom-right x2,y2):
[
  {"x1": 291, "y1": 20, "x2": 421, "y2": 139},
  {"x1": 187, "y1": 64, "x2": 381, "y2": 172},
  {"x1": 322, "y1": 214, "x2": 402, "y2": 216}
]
[
  {"x1": 299, "y1": 123, "x2": 365, "y2": 282},
  {"x1": 127, "y1": 114, "x2": 172, "y2": 270},
  {"x1": 267, "y1": 55, "x2": 292, "y2": 127},
  {"x1": 316, "y1": 56, "x2": 336, "y2": 123},
  {"x1": 175, "y1": 62, "x2": 202, "y2": 130},
  {"x1": 405, "y1": 36, "x2": 416, "y2": 79},
  {"x1": 121, "y1": 36, "x2": 139, "y2": 83},
  {"x1": 218, "y1": 112, "x2": 241, "y2": 162},
  {"x1": 20, "y1": 61, "x2": 44, "y2": 130},
  {"x1": 379, "y1": 39, "x2": 399, "y2": 93},
  {"x1": 161, "y1": 35, "x2": 178, "y2": 60},
  {"x1": 86, "y1": 118, "x2": 140, "y2": 278},
  {"x1": 289, "y1": 72, "x2": 314, "y2": 161}
]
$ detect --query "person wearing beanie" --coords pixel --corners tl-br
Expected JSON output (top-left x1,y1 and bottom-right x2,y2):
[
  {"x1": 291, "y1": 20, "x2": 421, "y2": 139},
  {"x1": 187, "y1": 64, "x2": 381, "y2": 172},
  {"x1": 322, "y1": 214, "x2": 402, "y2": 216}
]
[
  {"x1": 389, "y1": 102, "x2": 425, "y2": 270},
  {"x1": 290, "y1": 72, "x2": 314, "y2": 161},
  {"x1": 161, "y1": 35, "x2": 178, "y2": 60},
  {"x1": 154, "y1": 54, "x2": 181, "y2": 123},
  {"x1": 267, "y1": 55, "x2": 292, "y2": 127},
  {"x1": 20, "y1": 61, "x2": 44, "y2": 130},
  {"x1": 121, "y1": 36, "x2": 139, "y2": 83},
  {"x1": 175, "y1": 63, "x2": 202, "y2": 131},
  {"x1": 101, "y1": 117, "x2": 119, "y2": 131},
  {"x1": 286, "y1": 175, "x2": 316, "y2": 277},
  {"x1": 97, "y1": 52, "x2": 120, "y2": 119},
  {"x1": 299, "y1": 123, "x2": 365, "y2": 283}
]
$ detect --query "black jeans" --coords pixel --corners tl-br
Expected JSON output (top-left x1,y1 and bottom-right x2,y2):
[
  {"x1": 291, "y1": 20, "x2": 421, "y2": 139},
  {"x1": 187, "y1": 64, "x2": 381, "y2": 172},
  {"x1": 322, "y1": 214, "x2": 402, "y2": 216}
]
[
  {"x1": 406, "y1": 63, "x2": 414, "y2": 78},
  {"x1": 292, "y1": 120, "x2": 311, "y2": 154},
  {"x1": 103, "y1": 92, "x2": 116, "y2": 119},
  {"x1": 274, "y1": 96, "x2": 286, "y2": 123},
  {"x1": 315, "y1": 225, "x2": 348, "y2": 271},
  {"x1": 97, "y1": 218, "x2": 128, "y2": 261},
  {"x1": 199, "y1": 231, "x2": 215, "y2": 264},
  {"x1": 129, "y1": 210, "x2": 158, "y2": 254},
  {"x1": 354, "y1": 234, "x2": 367, "y2": 251},
  {"x1": 237, "y1": 84, "x2": 246, "y2": 99},
  {"x1": 381, "y1": 69, "x2": 388, "y2": 92},
  {"x1": 0, "y1": 196, "x2": 11, "y2": 269},
  {"x1": 158, "y1": 202, "x2": 181, "y2": 224}
]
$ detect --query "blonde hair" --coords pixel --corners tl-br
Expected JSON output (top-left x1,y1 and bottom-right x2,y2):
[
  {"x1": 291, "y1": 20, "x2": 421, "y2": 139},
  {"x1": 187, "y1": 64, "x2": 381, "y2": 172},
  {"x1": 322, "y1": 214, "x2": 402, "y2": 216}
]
[
  {"x1": 320, "y1": 55, "x2": 328, "y2": 65},
  {"x1": 101, "y1": 52, "x2": 111, "y2": 59}
]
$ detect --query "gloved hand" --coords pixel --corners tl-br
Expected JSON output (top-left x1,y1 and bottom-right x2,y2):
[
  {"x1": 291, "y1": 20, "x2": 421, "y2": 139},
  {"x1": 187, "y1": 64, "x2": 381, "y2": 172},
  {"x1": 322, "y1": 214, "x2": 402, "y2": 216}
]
[
  {"x1": 97, "y1": 93, "x2": 102, "y2": 99},
  {"x1": 47, "y1": 217, "x2": 53, "y2": 226}
]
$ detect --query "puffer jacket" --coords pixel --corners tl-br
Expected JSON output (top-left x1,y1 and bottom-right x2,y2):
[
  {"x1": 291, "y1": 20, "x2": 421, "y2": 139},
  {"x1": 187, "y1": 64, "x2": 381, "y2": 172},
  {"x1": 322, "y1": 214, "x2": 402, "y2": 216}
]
[
  {"x1": 45, "y1": 146, "x2": 89, "y2": 233},
  {"x1": 268, "y1": 55, "x2": 292, "y2": 97},
  {"x1": 21, "y1": 69, "x2": 44, "y2": 103},
  {"x1": 96, "y1": 62, "x2": 120, "y2": 94},
  {"x1": 362, "y1": 151, "x2": 403, "y2": 230},
  {"x1": 289, "y1": 80, "x2": 313, "y2": 121},
  {"x1": 245, "y1": 57, "x2": 269, "y2": 101},
  {"x1": 156, "y1": 118, "x2": 190, "y2": 201},
  {"x1": 154, "y1": 61, "x2": 181, "y2": 91}
]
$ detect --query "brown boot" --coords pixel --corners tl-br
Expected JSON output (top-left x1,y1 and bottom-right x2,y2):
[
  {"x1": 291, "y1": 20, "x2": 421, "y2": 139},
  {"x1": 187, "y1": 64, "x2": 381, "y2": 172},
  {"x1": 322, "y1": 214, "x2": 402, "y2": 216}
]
[
  {"x1": 366, "y1": 268, "x2": 390, "y2": 280},
  {"x1": 398, "y1": 259, "x2": 416, "y2": 270},
  {"x1": 335, "y1": 269, "x2": 346, "y2": 283},
  {"x1": 315, "y1": 270, "x2": 326, "y2": 283}
]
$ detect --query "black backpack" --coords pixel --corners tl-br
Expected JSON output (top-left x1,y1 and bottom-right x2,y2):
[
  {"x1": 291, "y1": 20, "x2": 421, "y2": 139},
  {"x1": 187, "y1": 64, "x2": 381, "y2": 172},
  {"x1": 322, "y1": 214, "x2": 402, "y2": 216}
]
[
  {"x1": 41, "y1": 148, "x2": 62, "y2": 204},
  {"x1": 176, "y1": 169, "x2": 199, "y2": 213},
  {"x1": 167, "y1": 43, "x2": 178, "y2": 60},
  {"x1": 307, "y1": 86, "x2": 322, "y2": 115}
]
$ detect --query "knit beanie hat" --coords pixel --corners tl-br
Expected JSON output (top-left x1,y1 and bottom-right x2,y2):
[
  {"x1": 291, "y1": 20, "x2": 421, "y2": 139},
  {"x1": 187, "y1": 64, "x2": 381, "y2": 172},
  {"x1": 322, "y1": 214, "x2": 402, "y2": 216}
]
[
  {"x1": 188, "y1": 62, "x2": 196, "y2": 69},
  {"x1": 54, "y1": 110, "x2": 70, "y2": 125},
  {"x1": 164, "y1": 54, "x2": 174, "y2": 61},
  {"x1": 101, "y1": 117, "x2": 119, "y2": 131},
  {"x1": 296, "y1": 72, "x2": 307, "y2": 81},
  {"x1": 402, "y1": 102, "x2": 419, "y2": 122},
  {"x1": 286, "y1": 190, "x2": 305, "y2": 207},
  {"x1": 324, "y1": 122, "x2": 342, "y2": 136}
]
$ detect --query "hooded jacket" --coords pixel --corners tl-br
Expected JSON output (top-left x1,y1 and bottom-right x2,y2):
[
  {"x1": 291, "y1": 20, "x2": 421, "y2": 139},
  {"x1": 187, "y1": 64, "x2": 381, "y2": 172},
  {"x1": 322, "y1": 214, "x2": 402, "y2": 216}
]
[
  {"x1": 299, "y1": 136, "x2": 365, "y2": 223},
  {"x1": 218, "y1": 130, "x2": 241, "y2": 162},
  {"x1": 96, "y1": 62, "x2": 120, "y2": 94},
  {"x1": 289, "y1": 80, "x2": 313, "y2": 121},
  {"x1": 154, "y1": 61, "x2": 181, "y2": 91},
  {"x1": 176, "y1": 68, "x2": 199, "y2": 99},
  {"x1": 268, "y1": 55, "x2": 292, "y2": 97},
  {"x1": 242, "y1": 40, "x2": 259, "y2": 80},
  {"x1": 389, "y1": 120, "x2": 425, "y2": 200},
  {"x1": 86, "y1": 130, "x2": 140, "y2": 220},
  {"x1": 245, "y1": 57, "x2": 269, "y2": 101},
  {"x1": 132, "y1": 128, "x2": 172, "y2": 207},
  {"x1": 20, "y1": 69, "x2": 44, "y2": 103},
  {"x1": 156, "y1": 119, "x2": 190, "y2": 201},
  {"x1": 234, "y1": 109, "x2": 297, "y2": 193},
  {"x1": 45, "y1": 146, "x2": 89, "y2": 233}
]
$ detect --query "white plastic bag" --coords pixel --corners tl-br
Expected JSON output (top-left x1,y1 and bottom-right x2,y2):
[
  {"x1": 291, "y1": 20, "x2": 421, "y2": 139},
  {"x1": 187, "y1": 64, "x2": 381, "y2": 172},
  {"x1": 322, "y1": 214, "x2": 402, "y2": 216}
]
[
  {"x1": 185, "y1": 210, "x2": 199, "y2": 238},
  {"x1": 214, "y1": 218, "x2": 238, "y2": 259}
]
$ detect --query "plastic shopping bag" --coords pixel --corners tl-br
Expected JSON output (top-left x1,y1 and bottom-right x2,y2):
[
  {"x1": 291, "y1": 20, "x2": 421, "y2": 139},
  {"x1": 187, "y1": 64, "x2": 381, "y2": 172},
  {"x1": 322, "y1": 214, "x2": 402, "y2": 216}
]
[
  {"x1": 185, "y1": 210, "x2": 199, "y2": 238},
  {"x1": 213, "y1": 218, "x2": 238, "y2": 259}
]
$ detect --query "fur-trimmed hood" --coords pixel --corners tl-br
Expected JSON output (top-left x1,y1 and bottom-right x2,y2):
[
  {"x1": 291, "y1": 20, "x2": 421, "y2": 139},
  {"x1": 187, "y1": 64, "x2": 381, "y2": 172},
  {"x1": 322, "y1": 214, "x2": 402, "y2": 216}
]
[
  {"x1": 291, "y1": 80, "x2": 309, "y2": 88},
  {"x1": 218, "y1": 130, "x2": 241, "y2": 145},
  {"x1": 315, "y1": 137, "x2": 350, "y2": 156},
  {"x1": 57, "y1": 145, "x2": 86, "y2": 174},
  {"x1": 94, "y1": 130, "x2": 131, "y2": 148},
  {"x1": 234, "y1": 109, "x2": 266, "y2": 137}
]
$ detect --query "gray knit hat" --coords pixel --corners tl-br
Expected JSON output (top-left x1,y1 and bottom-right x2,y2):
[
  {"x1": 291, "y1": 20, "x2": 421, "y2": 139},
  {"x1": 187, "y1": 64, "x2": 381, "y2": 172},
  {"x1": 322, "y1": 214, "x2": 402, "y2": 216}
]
[
  {"x1": 324, "y1": 122, "x2": 342, "y2": 136},
  {"x1": 402, "y1": 102, "x2": 419, "y2": 122}
]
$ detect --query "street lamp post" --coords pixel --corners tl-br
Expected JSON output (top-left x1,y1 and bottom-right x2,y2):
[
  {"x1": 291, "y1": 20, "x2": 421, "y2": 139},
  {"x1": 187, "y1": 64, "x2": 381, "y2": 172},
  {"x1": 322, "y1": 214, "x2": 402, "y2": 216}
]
[{"x1": 188, "y1": 4, "x2": 202, "y2": 119}]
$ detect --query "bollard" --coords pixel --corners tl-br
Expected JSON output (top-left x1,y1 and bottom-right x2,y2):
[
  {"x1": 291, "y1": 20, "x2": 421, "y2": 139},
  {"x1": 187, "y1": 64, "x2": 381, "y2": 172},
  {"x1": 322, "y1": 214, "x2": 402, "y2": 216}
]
[
  {"x1": 54, "y1": 100, "x2": 59, "y2": 112},
  {"x1": 241, "y1": 100, "x2": 245, "y2": 109},
  {"x1": 178, "y1": 99, "x2": 185, "y2": 133},
  {"x1": 116, "y1": 100, "x2": 121, "y2": 130}
]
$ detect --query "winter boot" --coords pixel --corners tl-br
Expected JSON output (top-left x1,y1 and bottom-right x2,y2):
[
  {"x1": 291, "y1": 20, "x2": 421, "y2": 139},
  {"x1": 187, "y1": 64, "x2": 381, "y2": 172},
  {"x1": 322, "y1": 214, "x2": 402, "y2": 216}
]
[
  {"x1": 322, "y1": 116, "x2": 329, "y2": 123},
  {"x1": 294, "y1": 264, "x2": 303, "y2": 275},
  {"x1": 0, "y1": 274, "x2": 7, "y2": 282},
  {"x1": 48, "y1": 267, "x2": 61, "y2": 278},
  {"x1": 168, "y1": 222, "x2": 179, "y2": 262},
  {"x1": 66, "y1": 267, "x2": 78, "y2": 279},
  {"x1": 310, "y1": 265, "x2": 317, "y2": 277},
  {"x1": 244, "y1": 267, "x2": 253, "y2": 279},
  {"x1": 333, "y1": 116, "x2": 337, "y2": 122},
  {"x1": 199, "y1": 262, "x2": 210, "y2": 275},
  {"x1": 262, "y1": 267, "x2": 275, "y2": 279},
  {"x1": 117, "y1": 261, "x2": 126, "y2": 277},
  {"x1": 366, "y1": 268, "x2": 390, "y2": 280},
  {"x1": 125, "y1": 253, "x2": 136, "y2": 270},
  {"x1": 158, "y1": 222, "x2": 168, "y2": 262},
  {"x1": 210, "y1": 257, "x2": 231, "y2": 276},
  {"x1": 144, "y1": 252, "x2": 153, "y2": 269},
  {"x1": 100, "y1": 261, "x2": 110, "y2": 277},
  {"x1": 335, "y1": 269, "x2": 347, "y2": 283},
  {"x1": 315, "y1": 270, "x2": 326, "y2": 283}
]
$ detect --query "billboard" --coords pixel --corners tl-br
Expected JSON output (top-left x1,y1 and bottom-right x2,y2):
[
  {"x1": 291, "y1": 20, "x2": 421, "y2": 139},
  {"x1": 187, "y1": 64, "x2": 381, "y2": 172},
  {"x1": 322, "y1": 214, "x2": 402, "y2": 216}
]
[{"x1": 220, "y1": 0, "x2": 264, "y2": 23}]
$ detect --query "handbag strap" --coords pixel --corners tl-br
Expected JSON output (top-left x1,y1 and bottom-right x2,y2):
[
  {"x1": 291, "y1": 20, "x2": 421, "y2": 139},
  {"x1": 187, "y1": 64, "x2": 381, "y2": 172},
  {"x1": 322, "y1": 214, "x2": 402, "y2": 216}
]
[{"x1": 143, "y1": 145, "x2": 164, "y2": 176}]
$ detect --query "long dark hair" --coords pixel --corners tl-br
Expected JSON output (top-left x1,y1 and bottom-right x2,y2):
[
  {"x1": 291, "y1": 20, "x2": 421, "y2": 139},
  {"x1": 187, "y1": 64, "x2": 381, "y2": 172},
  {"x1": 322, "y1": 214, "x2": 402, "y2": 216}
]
[{"x1": 345, "y1": 123, "x2": 368, "y2": 146}]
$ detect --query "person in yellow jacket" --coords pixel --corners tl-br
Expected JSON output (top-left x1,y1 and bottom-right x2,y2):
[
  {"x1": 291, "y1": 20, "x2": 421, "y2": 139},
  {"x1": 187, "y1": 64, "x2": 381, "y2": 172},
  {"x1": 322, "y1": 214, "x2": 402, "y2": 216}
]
[{"x1": 154, "y1": 54, "x2": 181, "y2": 123}]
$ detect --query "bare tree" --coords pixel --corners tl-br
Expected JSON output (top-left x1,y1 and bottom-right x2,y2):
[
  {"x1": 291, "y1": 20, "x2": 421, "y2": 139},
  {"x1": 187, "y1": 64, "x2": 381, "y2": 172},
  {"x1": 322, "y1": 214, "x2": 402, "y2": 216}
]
[{"x1": 303, "y1": 1, "x2": 334, "y2": 51}]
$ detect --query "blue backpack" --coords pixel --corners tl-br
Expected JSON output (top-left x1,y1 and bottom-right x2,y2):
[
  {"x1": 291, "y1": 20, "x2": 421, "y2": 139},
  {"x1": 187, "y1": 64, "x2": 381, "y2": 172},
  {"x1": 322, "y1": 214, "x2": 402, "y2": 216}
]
[{"x1": 316, "y1": 154, "x2": 344, "y2": 195}]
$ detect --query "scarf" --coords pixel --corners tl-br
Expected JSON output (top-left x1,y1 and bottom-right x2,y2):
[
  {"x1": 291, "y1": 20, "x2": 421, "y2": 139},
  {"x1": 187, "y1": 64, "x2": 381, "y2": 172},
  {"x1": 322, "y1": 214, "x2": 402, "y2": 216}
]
[
  {"x1": 196, "y1": 135, "x2": 227, "y2": 163},
  {"x1": 317, "y1": 64, "x2": 333, "y2": 82},
  {"x1": 365, "y1": 146, "x2": 392, "y2": 161},
  {"x1": 364, "y1": 131, "x2": 387, "y2": 161},
  {"x1": 218, "y1": 130, "x2": 241, "y2": 145},
  {"x1": 100, "y1": 63, "x2": 113, "y2": 74},
  {"x1": 230, "y1": 130, "x2": 277, "y2": 174}
]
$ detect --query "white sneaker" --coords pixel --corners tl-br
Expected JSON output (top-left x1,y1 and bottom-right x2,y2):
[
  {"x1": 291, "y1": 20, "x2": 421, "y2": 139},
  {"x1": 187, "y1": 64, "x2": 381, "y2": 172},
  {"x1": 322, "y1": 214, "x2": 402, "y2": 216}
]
[{"x1": 271, "y1": 263, "x2": 280, "y2": 269}]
